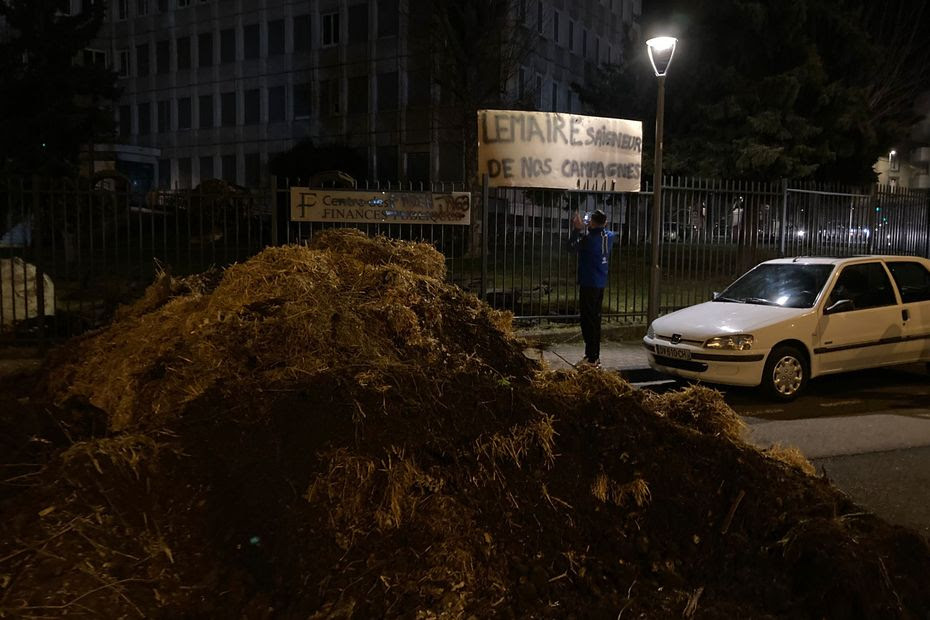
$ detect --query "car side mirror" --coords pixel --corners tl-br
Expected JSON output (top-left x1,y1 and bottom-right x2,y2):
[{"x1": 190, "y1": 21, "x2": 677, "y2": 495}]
[
  {"x1": 824, "y1": 299, "x2": 854, "y2": 315},
  {"x1": 712, "y1": 291, "x2": 720, "y2": 300}
]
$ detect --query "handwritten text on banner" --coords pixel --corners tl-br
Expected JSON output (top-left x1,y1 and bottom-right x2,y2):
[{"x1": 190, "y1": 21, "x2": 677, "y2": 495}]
[{"x1": 477, "y1": 109, "x2": 643, "y2": 192}]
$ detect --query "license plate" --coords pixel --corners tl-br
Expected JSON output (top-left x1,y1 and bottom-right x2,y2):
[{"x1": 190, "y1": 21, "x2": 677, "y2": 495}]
[{"x1": 655, "y1": 344, "x2": 691, "y2": 360}]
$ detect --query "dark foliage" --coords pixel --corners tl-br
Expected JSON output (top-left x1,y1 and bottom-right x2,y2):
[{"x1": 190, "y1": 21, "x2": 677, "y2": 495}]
[
  {"x1": 267, "y1": 139, "x2": 369, "y2": 183},
  {"x1": 0, "y1": 0, "x2": 119, "y2": 176},
  {"x1": 578, "y1": 0, "x2": 930, "y2": 183}
]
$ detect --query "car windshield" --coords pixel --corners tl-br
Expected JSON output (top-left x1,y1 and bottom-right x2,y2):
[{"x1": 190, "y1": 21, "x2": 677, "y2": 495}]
[{"x1": 715, "y1": 263, "x2": 835, "y2": 308}]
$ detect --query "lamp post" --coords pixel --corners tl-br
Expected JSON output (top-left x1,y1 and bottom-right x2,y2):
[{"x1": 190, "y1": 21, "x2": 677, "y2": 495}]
[{"x1": 646, "y1": 36, "x2": 677, "y2": 327}]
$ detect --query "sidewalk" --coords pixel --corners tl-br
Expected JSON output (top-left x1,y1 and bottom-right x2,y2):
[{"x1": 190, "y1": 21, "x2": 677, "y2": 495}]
[{"x1": 521, "y1": 331, "x2": 664, "y2": 383}]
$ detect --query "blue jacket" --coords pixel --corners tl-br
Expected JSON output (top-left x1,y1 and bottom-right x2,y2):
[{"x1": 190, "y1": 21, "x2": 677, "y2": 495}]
[{"x1": 570, "y1": 227, "x2": 616, "y2": 288}]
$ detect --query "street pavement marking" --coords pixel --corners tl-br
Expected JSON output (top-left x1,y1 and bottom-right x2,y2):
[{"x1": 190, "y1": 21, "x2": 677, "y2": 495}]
[{"x1": 819, "y1": 399, "x2": 863, "y2": 408}]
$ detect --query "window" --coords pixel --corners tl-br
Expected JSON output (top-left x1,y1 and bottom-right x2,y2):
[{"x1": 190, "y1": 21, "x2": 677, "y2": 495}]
[
  {"x1": 582, "y1": 29, "x2": 587, "y2": 57},
  {"x1": 243, "y1": 24, "x2": 259, "y2": 59},
  {"x1": 118, "y1": 105, "x2": 131, "y2": 137},
  {"x1": 177, "y1": 36, "x2": 191, "y2": 69},
  {"x1": 377, "y1": 145, "x2": 397, "y2": 181},
  {"x1": 889, "y1": 151, "x2": 900, "y2": 172},
  {"x1": 537, "y1": 1, "x2": 543, "y2": 34},
  {"x1": 607, "y1": 44, "x2": 612, "y2": 64},
  {"x1": 178, "y1": 157, "x2": 192, "y2": 189},
  {"x1": 198, "y1": 32, "x2": 213, "y2": 67},
  {"x1": 377, "y1": 72, "x2": 397, "y2": 111},
  {"x1": 156, "y1": 40, "x2": 169, "y2": 74},
  {"x1": 177, "y1": 0, "x2": 191, "y2": 7},
  {"x1": 177, "y1": 97, "x2": 192, "y2": 129},
  {"x1": 118, "y1": 49, "x2": 130, "y2": 77},
  {"x1": 322, "y1": 12, "x2": 339, "y2": 46},
  {"x1": 378, "y1": 0, "x2": 398, "y2": 37},
  {"x1": 294, "y1": 14, "x2": 312, "y2": 51},
  {"x1": 199, "y1": 155, "x2": 214, "y2": 180},
  {"x1": 551, "y1": 82, "x2": 557, "y2": 110},
  {"x1": 349, "y1": 4, "x2": 368, "y2": 43},
  {"x1": 137, "y1": 0, "x2": 148, "y2": 15},
  {"x1": 553, "y1": 10, "x2": 560, "y2": 43},
  {"x1": 888, "y1": 262, "x2": 930, "y2": 303},
  {"x1": 157, "y1": 0, "x2": 168, "y2": 12},
  {"x1": 222, "y1": 154, "x2": 237, "y2": 183},
  {"x1": 347, "y1": 76, "x2": 368, "y2": 114},
  {"x1": 407, "y1": 152, "x2": 429, "y2": 183},
  {"x1": 82, "y1": 49, "x2": 107, "y2": 67},
  {"x1": 158, "y1": 158, "x2": 170, "y2": 188},
  {"x1": 136, "y1": 43, "x2": 150, "y2": 76},
  {"x1": 220, "y1": 28, "x2": 235, "y2": 63},
  {"x1": 518, "y1": 67, "x2": 526, "y2": 100},
  {"x1": 198, "y1": 94, "x2": 213, "y2": 128},
  {"x1": 268, "y1": 19, "x2": 285, "y2": 55},
  {"x1": 568, "y1": 20, "x2": 574, "y2": 51},
  {"x1": 407, "y1": 70, "x2": 430, "y2": 107},
  {"x1": 828, "y1": 263, "x2": 897, "y2": 311},
  {"x1": 595, "y1": 37, "x2": 600, "y2": 63},
  {"x1": 117, "y1": 0, "x2": 128, "y2": 20},
  {"x1": 293, "y1": 84, "x2": 311, "y2": 119},
  {"x1": 438, "y1": 142, "x2": 462, "y2": 182},
  {"x1": 244, "y1": 88, "x2": 260, "y2": 124},
  {"x1": 245, "y1": 153, "x2": 261, "y2": 187},
  {"x1": 157, "y1": 100, "x2": 171, "y2": 132},
  {"x1": 321, "y1": 79, "x2": 340, "y2": 115},
  {"x1": 221, "y1": 91, "x2": 236, "y2": 126},
  {"x1": 137, "y1": 102, "x2": 151, "y2": 135},
  {"x1": 268, "y1": 85, "x2": 286, "y2": 122}
]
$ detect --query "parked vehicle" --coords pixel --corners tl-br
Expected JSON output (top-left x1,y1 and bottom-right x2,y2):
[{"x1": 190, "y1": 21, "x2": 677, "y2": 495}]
[{"x1": 643, "y1": 255, "x2": 930, "y2": 400}]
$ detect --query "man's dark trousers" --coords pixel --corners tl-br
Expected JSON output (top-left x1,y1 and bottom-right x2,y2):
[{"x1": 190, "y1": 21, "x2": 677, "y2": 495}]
[{"x1": 579, "y1": 286, "x2": 604, "y2": 362}]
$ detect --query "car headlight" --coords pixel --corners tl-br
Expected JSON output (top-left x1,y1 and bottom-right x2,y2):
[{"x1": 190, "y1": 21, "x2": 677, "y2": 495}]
[
  {"x1": 704, "y1": 334, "x2": 754, "y2": 350},
  {"x1": 646, "y1": 324, "x2": 655, "y2": 339}
]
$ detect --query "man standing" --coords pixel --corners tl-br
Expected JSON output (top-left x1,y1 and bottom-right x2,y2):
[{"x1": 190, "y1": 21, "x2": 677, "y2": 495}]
[{"x1": 569, "y1": 208, "x2": 617, "y2": 367}]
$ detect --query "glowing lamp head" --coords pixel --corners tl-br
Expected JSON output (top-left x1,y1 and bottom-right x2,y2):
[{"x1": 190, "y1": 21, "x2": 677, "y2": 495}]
[{"x1": 646, "y1": 36, "x2": 678, "y2": 77}]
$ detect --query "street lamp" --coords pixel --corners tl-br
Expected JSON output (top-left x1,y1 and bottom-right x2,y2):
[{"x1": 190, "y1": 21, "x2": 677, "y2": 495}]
[{"x1": 646, "y1": 36, "x2": 677, "y2": 327}]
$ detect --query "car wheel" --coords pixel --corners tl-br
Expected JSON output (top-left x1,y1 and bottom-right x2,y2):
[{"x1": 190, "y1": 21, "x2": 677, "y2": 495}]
[{"x1": 762, "y1": 345, "x2": 808, "y2": 401}]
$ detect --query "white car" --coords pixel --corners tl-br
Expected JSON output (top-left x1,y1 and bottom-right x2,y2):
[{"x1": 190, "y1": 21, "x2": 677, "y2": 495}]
[{"x1": 643, "y1": 255, "x2": 930, "y2": 400}]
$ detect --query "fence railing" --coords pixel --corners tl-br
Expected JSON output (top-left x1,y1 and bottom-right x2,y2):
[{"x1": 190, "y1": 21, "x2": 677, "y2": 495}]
[{"x1": 1, "y1": 174, "x2": 928, "y2": 343}]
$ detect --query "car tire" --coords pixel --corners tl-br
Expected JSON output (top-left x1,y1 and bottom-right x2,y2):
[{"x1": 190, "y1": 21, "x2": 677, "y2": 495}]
[{"x1": 762, "y1": 345, "x2": 808, "y2": 401}]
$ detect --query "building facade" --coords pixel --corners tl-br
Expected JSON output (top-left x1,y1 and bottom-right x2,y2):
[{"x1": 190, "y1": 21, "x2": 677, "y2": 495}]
[{"x1": 88, "y1": 0, "x2": 640, "y2": 190}]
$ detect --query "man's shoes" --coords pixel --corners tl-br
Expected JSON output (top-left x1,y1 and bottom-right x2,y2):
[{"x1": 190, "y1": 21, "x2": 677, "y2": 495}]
[{"x1": 575, "y1": 357, "x2": 601, "y2": 369}]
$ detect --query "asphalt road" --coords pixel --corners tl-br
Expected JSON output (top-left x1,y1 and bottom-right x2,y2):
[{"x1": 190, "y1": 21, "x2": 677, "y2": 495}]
[{"x1": 715, "y1": 363, "x2": 930, "y2": 539}]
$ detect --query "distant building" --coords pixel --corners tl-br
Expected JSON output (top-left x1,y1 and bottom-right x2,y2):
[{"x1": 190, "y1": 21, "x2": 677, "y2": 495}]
[
  {"x1": 874, "y1": 91, "x2": 930, "y2": 190},
  {"x1": 83, "y1": 0, "x2": 641, "y2": 191}
]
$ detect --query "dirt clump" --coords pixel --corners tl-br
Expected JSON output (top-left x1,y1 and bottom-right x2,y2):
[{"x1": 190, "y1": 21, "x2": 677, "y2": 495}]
[{"x1": 1, "y1": 229, "x2": 929, "y2": 619}]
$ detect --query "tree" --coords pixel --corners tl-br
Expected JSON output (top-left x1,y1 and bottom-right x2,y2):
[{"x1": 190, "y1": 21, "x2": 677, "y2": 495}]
[
  {"x1": 0, "y1": 0, "x2": 119, "y2": 176},
  {"x1": 417, "y1": 0, "x2": 539, "y2": 187},
  {"x1": 577, "y1": 0, "x2": 930, "y2": 184},
  {"x1": 268, "y1": 140, "x2": 368, "y2": 184}
]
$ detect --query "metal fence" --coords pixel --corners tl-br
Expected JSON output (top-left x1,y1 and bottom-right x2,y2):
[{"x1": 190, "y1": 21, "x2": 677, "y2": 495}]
[
  {"x1": 1, "y1": 176, "x2": 272, "y2": 343},
  {"x1": 484, "y1": 178, "x2": 930, "y2": 323},
  {"x1": 1, "y1": 174, "x2": 928, "y2": 344}
]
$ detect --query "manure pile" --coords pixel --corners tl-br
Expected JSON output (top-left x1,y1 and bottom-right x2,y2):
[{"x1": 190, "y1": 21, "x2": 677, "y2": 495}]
[{"x1": 1, "y1": 229, "x2": 929, "y2": 619}]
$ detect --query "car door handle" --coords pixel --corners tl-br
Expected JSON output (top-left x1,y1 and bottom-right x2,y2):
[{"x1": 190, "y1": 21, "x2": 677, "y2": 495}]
[{"x1": 902, "y1": 308, "x2": 909, "y2": 322}]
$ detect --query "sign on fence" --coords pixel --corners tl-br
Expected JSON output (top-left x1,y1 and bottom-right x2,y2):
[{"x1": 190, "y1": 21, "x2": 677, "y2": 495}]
[
  {"x1": 289, "y1": 189, "x2": 471, "y2": 225},
  {"x1": 477, "y1": 109, "x2": 643, "y2": 192}
]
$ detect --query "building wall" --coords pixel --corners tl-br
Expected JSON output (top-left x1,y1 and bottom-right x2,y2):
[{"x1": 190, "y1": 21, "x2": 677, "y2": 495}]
[{"x1": 96, "y1": 0, "x2": 640, "y2": 189}]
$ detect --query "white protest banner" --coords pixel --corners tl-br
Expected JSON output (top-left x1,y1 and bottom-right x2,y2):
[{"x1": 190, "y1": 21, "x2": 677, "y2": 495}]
[
  {"x1": 477, "y1": 109, "x2": 643, "y2": 191},
  {"x1": 290, "y1": 188, "x2": 471, "y2": 225}
]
